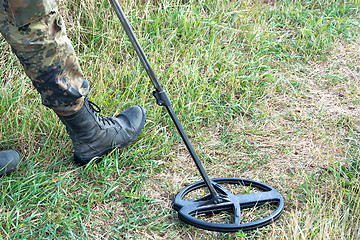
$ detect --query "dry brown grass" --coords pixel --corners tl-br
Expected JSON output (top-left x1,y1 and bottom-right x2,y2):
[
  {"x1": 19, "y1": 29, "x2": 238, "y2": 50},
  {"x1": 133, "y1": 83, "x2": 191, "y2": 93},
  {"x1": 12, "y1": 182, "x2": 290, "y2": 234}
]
[{"x1": 1, "y1": 0, "x2": 359, "y2": 239}]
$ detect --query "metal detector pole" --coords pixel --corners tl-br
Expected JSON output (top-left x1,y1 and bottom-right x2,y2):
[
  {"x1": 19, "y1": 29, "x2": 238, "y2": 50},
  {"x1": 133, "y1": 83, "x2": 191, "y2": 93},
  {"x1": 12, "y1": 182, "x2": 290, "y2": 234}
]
[{"x1": 109, "y1": 0, "x2": 220, "y2": 201}]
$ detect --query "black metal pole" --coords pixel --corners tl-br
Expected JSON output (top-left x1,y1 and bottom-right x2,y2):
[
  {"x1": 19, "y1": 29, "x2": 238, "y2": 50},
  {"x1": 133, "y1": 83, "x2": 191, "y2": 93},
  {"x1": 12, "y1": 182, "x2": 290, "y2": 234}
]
[
  {"x1": 109, "y1": 0, "x2": 162, "y2": 92},
  {"x1": 165, "y1": 103, "x2": 220, "y2": 201},
  {"x1": 109, "y1": 0, "x2": 220, "y2": 201}
]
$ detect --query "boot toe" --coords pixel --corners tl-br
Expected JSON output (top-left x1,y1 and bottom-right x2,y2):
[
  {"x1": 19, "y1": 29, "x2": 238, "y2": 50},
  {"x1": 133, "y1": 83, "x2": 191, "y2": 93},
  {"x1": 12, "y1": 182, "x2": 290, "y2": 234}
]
[
  {"x1": 0, "y1": 149, "x2": 22, "y2": 176},
  {"x1": 117, "y1": 105, "x2": 146, "y2": 131}
]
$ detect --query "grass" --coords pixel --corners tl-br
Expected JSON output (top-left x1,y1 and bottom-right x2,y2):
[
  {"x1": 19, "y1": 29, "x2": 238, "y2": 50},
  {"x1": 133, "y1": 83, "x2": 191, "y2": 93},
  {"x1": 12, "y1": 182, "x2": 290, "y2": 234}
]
[{"x1": 1, "y1": 0, "x2": 360, "y2": 239}]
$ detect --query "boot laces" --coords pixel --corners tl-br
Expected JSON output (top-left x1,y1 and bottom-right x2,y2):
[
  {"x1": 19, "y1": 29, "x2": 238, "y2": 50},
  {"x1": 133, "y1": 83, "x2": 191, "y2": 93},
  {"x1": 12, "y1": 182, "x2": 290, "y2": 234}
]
[{"x1": 88, "y1": 100, "x2": 116, "y2": 125}]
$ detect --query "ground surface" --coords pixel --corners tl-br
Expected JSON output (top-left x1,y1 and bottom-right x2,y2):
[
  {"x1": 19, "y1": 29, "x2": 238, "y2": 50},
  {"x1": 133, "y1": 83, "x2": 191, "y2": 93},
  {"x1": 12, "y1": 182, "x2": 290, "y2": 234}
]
[{"x1": 0, "y1": 0, "x2": 359, "y2": 239}]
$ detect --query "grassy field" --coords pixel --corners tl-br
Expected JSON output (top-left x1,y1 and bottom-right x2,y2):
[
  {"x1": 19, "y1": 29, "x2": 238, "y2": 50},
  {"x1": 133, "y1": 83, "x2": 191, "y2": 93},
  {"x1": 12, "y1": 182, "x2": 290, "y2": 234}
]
[{"x1": 1, "y1": 0, "x2": 360, "y2": 239}]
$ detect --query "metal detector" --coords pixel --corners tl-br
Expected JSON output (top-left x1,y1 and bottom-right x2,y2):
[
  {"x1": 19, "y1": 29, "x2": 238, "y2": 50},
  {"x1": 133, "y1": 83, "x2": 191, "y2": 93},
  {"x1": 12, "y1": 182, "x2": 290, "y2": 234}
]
[{"x1": 109, "y1": 0, "x2": 284, "y2": 232}]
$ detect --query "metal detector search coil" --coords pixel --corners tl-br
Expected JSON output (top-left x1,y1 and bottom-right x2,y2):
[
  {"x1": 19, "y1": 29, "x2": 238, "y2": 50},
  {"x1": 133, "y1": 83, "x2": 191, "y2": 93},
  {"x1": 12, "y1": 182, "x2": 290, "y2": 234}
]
[{"x1": 109, "y1": 0, "x2": 285, "y2": 232}]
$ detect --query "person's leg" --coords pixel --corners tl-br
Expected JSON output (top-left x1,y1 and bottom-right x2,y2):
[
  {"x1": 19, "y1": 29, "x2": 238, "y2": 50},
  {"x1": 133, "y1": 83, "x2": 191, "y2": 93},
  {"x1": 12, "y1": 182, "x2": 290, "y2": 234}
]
[
  {"x1": 0, "y1": 0, "x2": 146, "y2": 165},
  {"x1": 0, "y1": 0, "x2": 88, "y2": 115}
]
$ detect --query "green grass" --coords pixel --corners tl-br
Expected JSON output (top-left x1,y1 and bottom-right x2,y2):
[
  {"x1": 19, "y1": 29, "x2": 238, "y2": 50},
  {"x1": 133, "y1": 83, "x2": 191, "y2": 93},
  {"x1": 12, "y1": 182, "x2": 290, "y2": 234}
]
[{"x1": 1, "y1": 0, "x2": 360, "y2": 239}]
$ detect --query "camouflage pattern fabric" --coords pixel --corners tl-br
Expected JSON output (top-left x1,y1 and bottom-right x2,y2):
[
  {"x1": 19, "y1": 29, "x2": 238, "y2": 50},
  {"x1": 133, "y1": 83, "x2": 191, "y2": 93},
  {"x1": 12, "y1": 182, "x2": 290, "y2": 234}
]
[{"x1": 0, "y1": 0, "x2": 89, "y2": 116}]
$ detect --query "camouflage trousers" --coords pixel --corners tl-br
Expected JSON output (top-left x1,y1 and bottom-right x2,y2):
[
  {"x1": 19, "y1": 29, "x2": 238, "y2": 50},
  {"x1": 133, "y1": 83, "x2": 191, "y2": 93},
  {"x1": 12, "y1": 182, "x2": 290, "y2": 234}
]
[{"x1": 0, "y1": 0, "x2": 89, "y2": 116}]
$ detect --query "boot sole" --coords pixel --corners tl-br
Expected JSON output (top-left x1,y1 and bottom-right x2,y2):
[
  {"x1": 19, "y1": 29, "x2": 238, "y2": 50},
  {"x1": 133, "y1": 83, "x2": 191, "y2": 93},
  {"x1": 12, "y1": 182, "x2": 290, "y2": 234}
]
[{"x1": 74, "y1": 106, "x2": 146, "y2": 165}]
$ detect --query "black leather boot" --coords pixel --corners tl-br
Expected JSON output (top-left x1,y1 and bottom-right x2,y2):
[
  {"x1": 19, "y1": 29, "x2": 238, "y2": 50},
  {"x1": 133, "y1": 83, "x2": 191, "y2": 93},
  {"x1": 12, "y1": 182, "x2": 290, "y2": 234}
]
[
  {"x1": 58, "y1": 98, "x2": 146, "y2": 165},
  {"x1": 0, "y1": 149, "x2": 22, "y2": 176}
]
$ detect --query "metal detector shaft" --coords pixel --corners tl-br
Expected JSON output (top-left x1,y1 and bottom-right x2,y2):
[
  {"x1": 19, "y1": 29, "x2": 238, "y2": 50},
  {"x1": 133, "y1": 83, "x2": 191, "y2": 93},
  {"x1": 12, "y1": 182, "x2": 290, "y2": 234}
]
[{"x1": 109, "y1": 0, "x2": 219, "y2": 200}]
